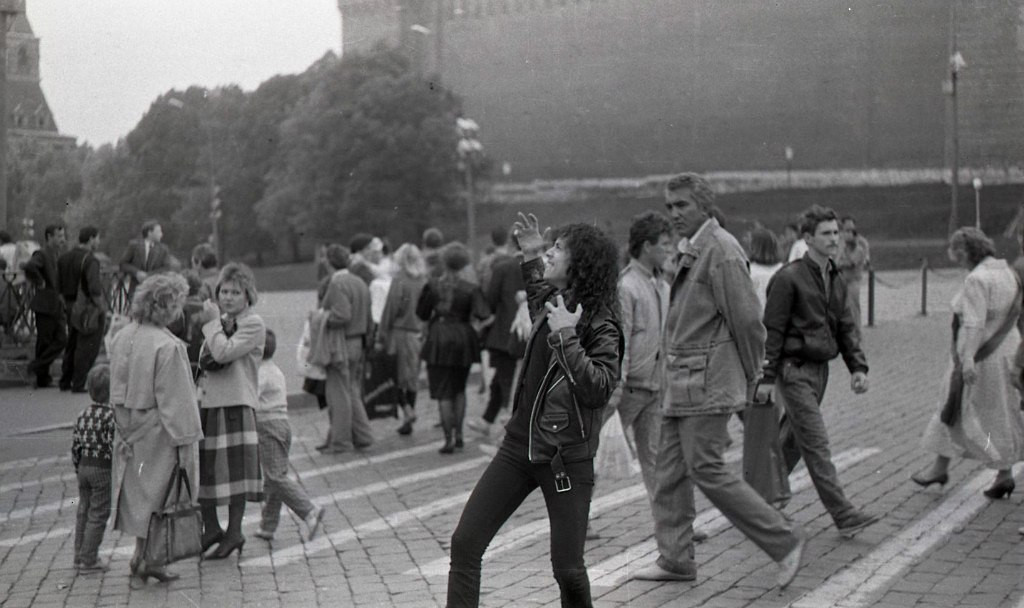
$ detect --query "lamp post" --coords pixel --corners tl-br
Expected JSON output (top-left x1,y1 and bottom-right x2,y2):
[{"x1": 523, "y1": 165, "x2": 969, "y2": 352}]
[
  {"x1": 0, "y1": 0, "x2": 25, "y2": 232},
  {"x1": 456, "y1": 117, "x2": 482, "y2": 251},
  {"x1": 945, "y1": 0, "x2": 966, "y2": 235},
  {"x1": 784, "y1": 146, "x2": 794, "y2": 188},
  {"x1": 972, "y1": 177, "x2": 982, "y2": 229}
]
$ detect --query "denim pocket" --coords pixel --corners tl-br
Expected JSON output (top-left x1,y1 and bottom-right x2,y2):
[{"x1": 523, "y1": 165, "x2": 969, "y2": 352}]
[{"x1": 668, "y1": 353, "x2": 707, "y2": 405}]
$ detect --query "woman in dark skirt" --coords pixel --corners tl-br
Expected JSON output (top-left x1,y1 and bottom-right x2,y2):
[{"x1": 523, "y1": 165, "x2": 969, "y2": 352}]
[
  {"x1": 379, "y1": 243, "x2": 428, "y2": 435},
  {"x1": 417, "y1": 243, "x2": 491, "y2": 454},
  {"x1": 196, "y1": 263, "x2": 266, "y2": 559}
]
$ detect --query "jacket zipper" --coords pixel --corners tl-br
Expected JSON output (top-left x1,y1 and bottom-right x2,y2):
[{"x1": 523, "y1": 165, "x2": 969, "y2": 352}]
[
  {"x1": 528, "y1": 361, "x2": 559, "y2": 463},
  {"x1": 557, "y1": 330, "x2": 586, "y2": 438}
]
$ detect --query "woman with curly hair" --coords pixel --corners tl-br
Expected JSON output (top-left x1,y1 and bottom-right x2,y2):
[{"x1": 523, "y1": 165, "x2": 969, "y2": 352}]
[
  {"x1": 195, "y1": 263, "x2": 266, "y2": 559},
  {"x1": 417, "y1": 242, "x2": 491, "y2": 453},
  {"x1": 109, "y1": 274, "x2": 203, "y2": 584},
  {"x1": 913, "y1": 227, "x2": 1024, "y2": 498},
  {"x1": 446, "y1": 213, "x2": 622, "y2": 607}
]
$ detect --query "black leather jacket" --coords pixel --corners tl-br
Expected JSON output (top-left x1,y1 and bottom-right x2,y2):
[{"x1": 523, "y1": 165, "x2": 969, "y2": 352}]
[{"x1": 510, "y1": 259, "x2": 622, "y2": 487}]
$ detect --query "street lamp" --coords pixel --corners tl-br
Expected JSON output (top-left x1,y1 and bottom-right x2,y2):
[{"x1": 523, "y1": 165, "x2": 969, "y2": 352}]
[
  {"x1": 784, "y1": 146, "x2": 794, "y2": 188},
  {"x1": 972, "y1": 177, "x2": 982, "y2": 229},
  {"x1": 0, "y1": 0, "x2": 25, "y2": 232},
  {"x1": 456, "y1": 117, "x2": 483, "y2": 250}
]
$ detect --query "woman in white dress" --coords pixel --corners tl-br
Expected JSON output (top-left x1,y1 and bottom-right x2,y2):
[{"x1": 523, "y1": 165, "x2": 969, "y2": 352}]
[{"x1": 913, "y1": 228, "x2": 1024, "y2": 498}]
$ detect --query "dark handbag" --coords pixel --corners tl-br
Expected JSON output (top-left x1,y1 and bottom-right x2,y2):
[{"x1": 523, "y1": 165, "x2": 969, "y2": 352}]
[
  {"x1": 198, "y1": 318, "x2": 236, "y2": 373},
  {"x1": 70, "y1": 255, "x2": 102, "y2": 335},
  {"x1": 362, "y1": 347, "x2": 400, "y2": 419},
  {"x1": 743, "y1": 396, "x2": 792, "y2": 507},
  {"x1": 143, "y1": 456, "x2": 203, "y2": 567}
]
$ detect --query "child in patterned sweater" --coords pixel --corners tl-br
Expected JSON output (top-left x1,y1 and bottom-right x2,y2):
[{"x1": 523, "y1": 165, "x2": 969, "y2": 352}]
[{"x1": 70, "y1": 364, "x2": 115, "y2": 573}]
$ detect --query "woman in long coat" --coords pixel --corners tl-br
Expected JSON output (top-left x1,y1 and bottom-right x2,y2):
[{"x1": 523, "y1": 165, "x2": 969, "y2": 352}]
[
  {"x1": 110, "y1": 273, "x2": 203, "y2": 583},
  {"x1": 378, "y1": 243, "x2": 427, "y2": 435},
  {"x1": 913, "y1": 227, "x2": 1024, "y2": 497},
  {"x1": 196, "y1": 263, "x2": 266, "y2": 559}
]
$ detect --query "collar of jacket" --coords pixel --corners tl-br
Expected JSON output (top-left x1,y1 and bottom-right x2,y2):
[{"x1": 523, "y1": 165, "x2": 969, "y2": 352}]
[
  {"x1": 800, "y1": 253, "x2": 838, "y2": 277},
  {"x1": 624, "y1": 257, "x2": 663, "y2": 282},
  {"x1": 677, "y1": 217, "x2": 719, "y2": 268}
]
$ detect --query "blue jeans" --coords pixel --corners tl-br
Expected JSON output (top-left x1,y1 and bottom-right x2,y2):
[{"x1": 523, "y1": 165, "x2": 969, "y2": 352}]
[
  {"x1": 776, "y1": 359, "x2": 856, "y2": 524},
  {"x1": 74, "y1": 465, "x2": 111, "y2": 566},
  {"x1": 257, "y1": 419, "x2": 315, "y2": 532},
  {"x1": 616, "y1": 386, "x2": 661, "y2": 500},
  {"x1": 650, "y1": 414, "x2": 798, "y2": 573},
  {"x1": 447, "y1": 442, "x2": 595, "y2": 608}
]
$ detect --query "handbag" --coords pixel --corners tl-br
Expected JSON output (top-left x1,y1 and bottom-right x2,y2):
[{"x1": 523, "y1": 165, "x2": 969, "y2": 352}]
[
  {"x1": 143, "y1": 454, "x2": 203, "y2": 567},
  {"x1": 743, "y1": 396, "x2": 792, "y2": 507},
  {"x1": 198, "y1": 317, "x2": 236, "y2": 373},
  {"x1": 941, "y1": 276, "x2": 1023, "y2": 426},
  {"x1": 70, "y1": 254, "x2": 103, "y2": 335}
]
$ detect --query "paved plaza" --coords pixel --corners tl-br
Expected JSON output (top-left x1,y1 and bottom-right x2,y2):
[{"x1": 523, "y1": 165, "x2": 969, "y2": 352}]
[{"x1": 1, "y1": 271, "x2": 1024, "y2": 607}]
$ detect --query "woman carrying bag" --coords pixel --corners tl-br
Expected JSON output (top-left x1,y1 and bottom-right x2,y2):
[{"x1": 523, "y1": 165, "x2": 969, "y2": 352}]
[{"x1": 109, "y1": 274, "x2": 203, "y2": 584}]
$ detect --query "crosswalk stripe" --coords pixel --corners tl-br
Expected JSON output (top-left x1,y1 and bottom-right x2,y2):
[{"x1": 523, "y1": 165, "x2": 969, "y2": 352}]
[
  {"x1": 241, "y1": 491, "x2": 473, "y2": 568},
  {"x1": 406, "y1": 447, "x2": 744, "y2": 578},
  {"x1": 589, "y1": 446, "x2": 882, "y2": 588},
  {"x1": 788, "y1": 467, "x2": 1023, "y2": 608}
]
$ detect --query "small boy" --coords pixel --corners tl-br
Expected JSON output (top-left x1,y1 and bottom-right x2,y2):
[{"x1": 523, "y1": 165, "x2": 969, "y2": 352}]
[
  {"x1": 71, "y1": 364, "x2": 115, "y2": 573},
  {"x1": 254, "y1": 329, "x2": 326, "y2": 541}
]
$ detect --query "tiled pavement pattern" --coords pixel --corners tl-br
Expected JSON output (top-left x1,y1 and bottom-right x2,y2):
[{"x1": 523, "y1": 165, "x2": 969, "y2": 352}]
[{"x1": 3, "y1": 290, "x2": 1024, "y2": 605}]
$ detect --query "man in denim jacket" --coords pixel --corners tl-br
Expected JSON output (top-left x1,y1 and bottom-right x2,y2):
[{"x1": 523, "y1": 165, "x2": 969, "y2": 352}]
[
  {"x1": 759, "y1": 204, "x2": 878, "y2": 538},
  {"x1": 633, "y1": 173, "x2": 805, "y2": 589}
]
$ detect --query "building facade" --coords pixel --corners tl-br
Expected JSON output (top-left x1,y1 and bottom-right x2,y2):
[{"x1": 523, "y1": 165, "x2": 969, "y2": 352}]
[{"x1": 6, "y1": 13, "x2": 75, "y2": 151}]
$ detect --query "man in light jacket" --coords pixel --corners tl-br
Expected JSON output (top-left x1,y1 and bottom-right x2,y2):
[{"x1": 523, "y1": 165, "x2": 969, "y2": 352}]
[{"x1": 632, "y1": 173, "x2": 805, "y2": 589}]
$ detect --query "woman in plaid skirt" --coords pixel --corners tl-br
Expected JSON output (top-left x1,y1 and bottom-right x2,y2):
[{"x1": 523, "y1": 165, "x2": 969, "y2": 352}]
[{"x1": 196, "y1": 263, "x2": 266, "y2": 560}]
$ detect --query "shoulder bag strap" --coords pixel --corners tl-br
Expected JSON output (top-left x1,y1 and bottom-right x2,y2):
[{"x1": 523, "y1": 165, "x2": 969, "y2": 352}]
[{"x1": 975, "y1": 273, "x2": 1023, "y2": 363}]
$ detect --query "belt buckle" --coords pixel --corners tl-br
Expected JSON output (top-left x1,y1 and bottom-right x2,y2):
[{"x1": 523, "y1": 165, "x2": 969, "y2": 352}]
[{"x1": 554, "y1": 473, "x2": 572, "y2": 493}]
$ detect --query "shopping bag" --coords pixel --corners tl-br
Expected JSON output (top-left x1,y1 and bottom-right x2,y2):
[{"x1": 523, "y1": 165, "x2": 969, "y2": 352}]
[
  {"x1": 362, "y1": 348, "x2": 400, "y2": 419},
  {"x1": 143, "y1": 460, "x2": 203, "y2": 567},
  {"x1": 742, "y1": 398, "x2": 792, "y2": 507},
  {"x1": 595, "y1": 410, "x2": 641, "y2": 481}
]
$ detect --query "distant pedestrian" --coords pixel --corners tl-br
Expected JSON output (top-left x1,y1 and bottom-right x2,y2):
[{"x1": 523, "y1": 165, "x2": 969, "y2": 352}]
[
  {"x1": 785, "y1": 221, "x2": 807, "y2": 262},
  {"x1": 190, "y1": 243, "x2": 219, "y2": 302},
  {"x1": 23, "y1": 223, "x2": 67, "y2": 388},
  {"x1": 349, "y1": 233, "x2": 385, "y2": 286},
  {"x1": 836, "y1": 215, "x2": 870, "y2": 326},
  {"x1": 119, "y1": 220, "x2": 171, "y2": 297},
  {"x1": 109, "y1": 273, "x2": 203, "y2": 584},
  {"x1": 417, "y1": 242, "x2": 491, "y2": 454},
  {"x1": 913, "y1": 227, "x2": 1024, "y2": 499},
  {"x1": 58, "y1": 226, "x2": 106, "y2": 393},
  {"x1": 761, "y1": 204, "x2": 879, "y2": 538},
  {"x1": 748, "y1": 227, "x2": 783, "y2": 312},
  {"x1": 377, "y1": 243, "x2": 427, "y2": 435},
  {"x1": 633, "y1": 173, "x2": 804, "y2": 588},
  {"x1": 446, "y1": 214, "x2": 621, "y2": 607},
  {"x1": 253, "y1": 329, "x2": 326, "y2": 542},
  {"x1": 422, "y1": 227, "x2": 445, "y2": 279},
  {"x1": 196, "y1": 263, "x2": 266, "y2": 560},
  {"x1": 71, "y1": 364, "x2": 115, "y2": 574}
]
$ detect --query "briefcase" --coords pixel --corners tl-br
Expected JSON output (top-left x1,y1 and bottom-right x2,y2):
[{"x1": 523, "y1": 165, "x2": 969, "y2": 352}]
[
  {"x1": 362, "y1": 348, "x2": 400, "y2": 419},
  {"x1": 742, "y1": 397, "x2": 792, "y2": 508}
]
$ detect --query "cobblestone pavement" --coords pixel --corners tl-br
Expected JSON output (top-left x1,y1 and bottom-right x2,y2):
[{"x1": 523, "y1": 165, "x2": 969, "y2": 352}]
[{"x1": 3, "y1": 305, "x2": 1024, "y2": 606}]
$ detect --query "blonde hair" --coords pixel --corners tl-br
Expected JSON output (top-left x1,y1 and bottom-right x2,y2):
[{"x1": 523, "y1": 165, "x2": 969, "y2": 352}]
[
  {"x1": 216, "y1": 262, "x2": 258, "y2": 306},
  {"x1": 393, "y1": 243, "x2": 426, "y2": 279},
  {"x1": 130, "y1": 273, "x2": 188, "y2": 327}
]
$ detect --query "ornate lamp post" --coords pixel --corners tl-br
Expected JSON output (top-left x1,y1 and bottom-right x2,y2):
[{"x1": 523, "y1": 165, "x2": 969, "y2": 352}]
[
  {"x1": 0, "y1": 0, "x2": 24, "y2": 232},
  {"x1": 972, "y1": 177, "x2": 982, "y2": 230},
  {"x1": 456, "y1": 117, "x2": 483, "y2": 250}
]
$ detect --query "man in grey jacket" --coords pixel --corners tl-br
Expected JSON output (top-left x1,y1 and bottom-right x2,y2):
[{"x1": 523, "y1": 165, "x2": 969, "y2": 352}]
[{"x1": 632, "y1": 173, "x2": 805, "y2": 589}]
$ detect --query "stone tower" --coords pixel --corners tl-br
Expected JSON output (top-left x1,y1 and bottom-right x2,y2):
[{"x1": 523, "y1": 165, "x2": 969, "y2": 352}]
[{"x1": 6, "y1": 12, "x2": 74, "y2": 150}]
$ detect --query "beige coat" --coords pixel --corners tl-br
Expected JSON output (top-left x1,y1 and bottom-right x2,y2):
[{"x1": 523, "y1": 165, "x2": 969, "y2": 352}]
[
  {"x1": 109, "y1": 323, "x2": 203, "y2": 537},
  {"x1": 199, "y1": 309, "x2": 265, "y2": 408}
]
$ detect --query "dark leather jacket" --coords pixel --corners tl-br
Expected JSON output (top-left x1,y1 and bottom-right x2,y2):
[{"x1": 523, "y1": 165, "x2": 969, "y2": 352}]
[
  {"x1": 510, "y1": 259, "x2": 622, "y2": 486},
  {"x1": 762, "y1": 255, "x2": 868, "y2": 382}
]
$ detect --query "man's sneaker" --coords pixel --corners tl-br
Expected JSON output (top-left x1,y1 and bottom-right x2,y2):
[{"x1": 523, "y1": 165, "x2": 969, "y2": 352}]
[
  {"x1": 304, "y1": 507, "x2": 326, "y2": 541},
  {"x1": 254, "y1": 528, "x2": 274, "y2": 541},
  {"x1": 836, "y1": 511, "x2": 881, "y2": 539},
  {"x1": 776, "y1": 531, "x2": 806, "y2": 589},
  {"x1": 465, "y1": 418, "x2": 491, "y2": 437},
  {"x1": 631, "y1": 561, "x2": 697, "y2": 582}
]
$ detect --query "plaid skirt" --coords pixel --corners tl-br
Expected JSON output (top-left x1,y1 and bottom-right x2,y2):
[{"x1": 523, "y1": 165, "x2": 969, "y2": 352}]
[{"x1": 198, "y1": 405, "x2": 263, "y2": 506}]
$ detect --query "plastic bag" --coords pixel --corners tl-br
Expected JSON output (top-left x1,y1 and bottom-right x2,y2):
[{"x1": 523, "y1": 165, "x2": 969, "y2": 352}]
[{"x1": 595, "y1": 410, "x2": 641, "y2": 481}]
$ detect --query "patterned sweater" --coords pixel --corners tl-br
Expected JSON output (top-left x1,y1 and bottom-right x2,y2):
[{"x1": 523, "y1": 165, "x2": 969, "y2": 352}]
[{"x1": 71, "y1": 403, "x2": 115, "y2": 470}]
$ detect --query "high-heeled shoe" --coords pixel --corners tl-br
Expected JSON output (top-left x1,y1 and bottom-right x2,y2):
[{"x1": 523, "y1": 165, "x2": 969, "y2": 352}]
[
  {"x1": 983, "y1": 478, "x2": 1015, "y2": 499},
  {"x1": 206, "y1": 536, "x2": 246, "y2": 560},
  {"x1": 910, "y1": 471, "x2": 949, "y2": 488},
  {"x1": 397, "y1": 417, "x2": 415, "y2": 436},
  {"x1": 201, "y1": 530, "x2": 225, "y2": 553},
  {"x1": 439, "y1": 436, "x2": 456, "y2": 455},
  {"x1": 134, "y1": 562, "x2": 180, "y2": 584}
]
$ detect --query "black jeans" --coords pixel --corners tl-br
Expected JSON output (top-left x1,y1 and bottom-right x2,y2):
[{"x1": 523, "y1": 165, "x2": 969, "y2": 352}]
[
  {"x1": 482, "y1": 350, "x2": 518, "y2": 423},
  {"x1": 60, "y1": 312, "x2": 105, "y2": 390},
  {"x1": 447, "y1": 441, "x2": 595, "y2": 608},
  {"x1": 31, "y1": 312, "x2": 66, "y2": 384}
]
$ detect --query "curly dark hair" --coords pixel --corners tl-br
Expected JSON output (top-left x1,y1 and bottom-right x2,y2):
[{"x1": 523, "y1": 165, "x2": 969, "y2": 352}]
[{"x1": 560, "y1": 223, "x2": 620, "y2": 320}]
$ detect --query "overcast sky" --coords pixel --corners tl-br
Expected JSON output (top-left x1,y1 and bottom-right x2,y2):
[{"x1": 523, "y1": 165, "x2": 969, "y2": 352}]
[{"x1": 29, "y1": 0, "x2": 341, "y2": 146}]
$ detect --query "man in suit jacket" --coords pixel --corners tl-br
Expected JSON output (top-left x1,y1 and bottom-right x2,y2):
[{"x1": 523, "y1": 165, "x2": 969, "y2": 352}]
[
  {"x1": 120, "y1": 220, "x2": 170, "y2": 295},
  {"x1": 23, "y1": 224, "x2": 67, "y2": 388},
  {"x1": 57, "y1": 226, "x2": 106, "y2": 392}
]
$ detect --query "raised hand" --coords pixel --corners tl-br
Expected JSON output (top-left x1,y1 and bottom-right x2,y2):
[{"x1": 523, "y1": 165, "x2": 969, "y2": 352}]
[
  {"x1": 545, "y1": 294, "x2": 582, "y2": 332},
  {"x1": 512, "y1": 212, "x2": 546, "y2": 258}
]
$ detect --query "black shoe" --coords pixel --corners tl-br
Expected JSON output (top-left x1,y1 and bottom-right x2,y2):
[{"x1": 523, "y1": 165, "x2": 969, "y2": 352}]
[
  {"x1": 35, "y1": 377, "x2": 53, "y2": 389},
  {"x1": 59, "y1": 384, "x2": 71, "y2": 392},
  {"x1": 205, "y1": 536, "x2": 245, "y2": 560},
  {"x1": 201, "y1": 530, "x2": 225, "y2": 553},
  {"x1": 134, "y1": 562, "x2": 180, "y2": 584},
  {"x1": 910, "y1": 471, "x2": 949, "y2": 488},
  {"x1": 71, "y1": 387, "x2": 87, "y2": 394},
  {"x1": 983, "y1": 478, "x2": 1015, "y2": 500},
  {"x1": 836, "y1": 511, "x2": 880, "y2": 538},
  {"x1": 397, "y1": 419, "x2": 414, "y2": 436},
  {"x1": 439, "y1": 438, "x2": 456, "y2": 455}
]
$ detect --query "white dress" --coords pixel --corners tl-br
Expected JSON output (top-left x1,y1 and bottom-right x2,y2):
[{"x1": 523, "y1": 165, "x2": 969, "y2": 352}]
[{"x1": 921, "y1": 257, "x2": 1024, "y2": 469}]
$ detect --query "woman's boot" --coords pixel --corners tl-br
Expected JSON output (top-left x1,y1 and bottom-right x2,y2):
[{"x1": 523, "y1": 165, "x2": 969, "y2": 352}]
[
  {"x1": 453, "y1": 392, "x2": 466, "y2": 450},
  {"x1": 439, "y1": 399, "x2": 456, "y2": 454}
]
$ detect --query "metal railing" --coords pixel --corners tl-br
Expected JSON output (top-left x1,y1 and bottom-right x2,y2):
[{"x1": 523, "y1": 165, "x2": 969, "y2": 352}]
[{"x1": 0, "y1": 269, "x2": 132, "y2": 347}]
